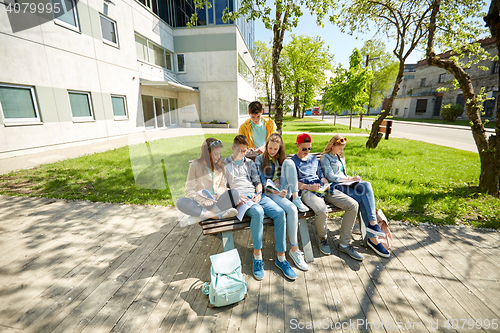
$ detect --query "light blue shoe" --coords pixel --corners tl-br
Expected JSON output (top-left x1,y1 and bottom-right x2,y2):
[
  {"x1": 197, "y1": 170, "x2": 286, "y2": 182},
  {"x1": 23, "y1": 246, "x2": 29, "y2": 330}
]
[
  {"x1": 252, "y1": 256, "x2": 265, "y2": 280},
  {"x1": 275, "y1": 258, "x2": 297, "y2": 280},
  {"x1": 292, "y1": 196, "x2": 308, "y2": 212},
  {"x1": 289, "y1": 249, "x2": 309, "y2": 271}
]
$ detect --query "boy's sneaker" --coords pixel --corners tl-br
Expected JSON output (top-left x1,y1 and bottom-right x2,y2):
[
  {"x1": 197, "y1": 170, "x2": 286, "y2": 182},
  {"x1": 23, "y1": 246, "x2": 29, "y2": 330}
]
[
  {"x1": 337, "y1": 244, "x2": 364, "y2": 261},
  {"x1": 252, "y1": 256, "x2": 265, "y2": 280},
  {"x1": 367, "y1": 239, "x2": 390, "y2": 258},
  {"x1": 219, "y1": 208, "x2": 238, "y2": 219},
  {"x1": 292, "y1": 196, "x2": 308, "y2": 212},
  {"x1": 275, "y1": 258, "x2": 297, "y2": 280},
  {"x1": 318, "y1": 237, "x2": 331, "y2": 255},
  {"x1": 367, "y1": 223, "x2": 386, "y2": 237},
  {"x1": 289, "y1": 249, "x2": 309, "y2": 271}
]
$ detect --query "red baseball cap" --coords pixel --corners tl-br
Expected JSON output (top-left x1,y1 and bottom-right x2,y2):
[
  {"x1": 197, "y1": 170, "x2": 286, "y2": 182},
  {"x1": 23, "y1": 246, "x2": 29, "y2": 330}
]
[{"x1": 296, "y1": 133, "x2": 312, "y2": 144}]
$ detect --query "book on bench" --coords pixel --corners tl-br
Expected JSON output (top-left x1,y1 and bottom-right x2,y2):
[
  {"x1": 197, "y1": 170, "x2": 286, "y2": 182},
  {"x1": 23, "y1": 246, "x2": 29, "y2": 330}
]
[
  {"x1": 311, "y1": 182, "x2": 333, "y2": 194},
  {"x1": 266, "y1": 179, "x2": 280, "y2": 192},
  {"x1": 236, "y1": 200, "x2": 255, "y2": 221},
  {"x1": 197, "y1": 189, "x2": 215, "y2": 201}
]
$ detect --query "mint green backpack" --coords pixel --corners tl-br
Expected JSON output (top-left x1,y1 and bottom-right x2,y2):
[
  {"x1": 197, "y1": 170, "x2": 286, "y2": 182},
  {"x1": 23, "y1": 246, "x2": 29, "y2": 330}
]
[{"x1": 202, "y1": 248, "x2": 247, "y2": 307}]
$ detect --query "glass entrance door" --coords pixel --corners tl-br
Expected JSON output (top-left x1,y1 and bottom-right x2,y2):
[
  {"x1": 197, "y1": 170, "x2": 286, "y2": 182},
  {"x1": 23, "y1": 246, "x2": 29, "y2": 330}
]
[
  {"x1": 154, "y1": 98, "x2": 164, "y2": 128},
  {"x1": 162, "y1": 98, "x2": 171, "y2": 127}
]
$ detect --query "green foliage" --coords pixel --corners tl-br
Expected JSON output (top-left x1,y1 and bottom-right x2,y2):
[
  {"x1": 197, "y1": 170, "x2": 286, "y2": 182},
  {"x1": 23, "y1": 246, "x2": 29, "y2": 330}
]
[
  {"x1": 441, "y1": 104, "x2": 465, "y2": 121},
  {"x1": 322, "y1": 48, "x2": 372, "y2": 115},
  {"x1": 280, "y1": 35, "x2": 333, "y2": 116},
  {"x1": 254, "y1": 40, "x2": 274, "y2": 106},
  {"x1": 360, "y1": 39, "x2": 399, "y2": 112}
]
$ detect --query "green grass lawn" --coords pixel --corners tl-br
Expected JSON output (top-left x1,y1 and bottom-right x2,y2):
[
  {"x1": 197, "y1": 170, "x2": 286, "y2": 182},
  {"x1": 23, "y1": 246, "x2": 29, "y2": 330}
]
[{"x1": 0, "y1": 134, "x2": 498, "y2": 229}]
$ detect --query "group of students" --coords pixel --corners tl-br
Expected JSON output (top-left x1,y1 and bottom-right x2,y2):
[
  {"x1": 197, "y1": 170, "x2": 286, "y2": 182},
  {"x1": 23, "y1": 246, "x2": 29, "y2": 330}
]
[{"x1": 176, "y1": 101, "x2": 390, "y2": 281}]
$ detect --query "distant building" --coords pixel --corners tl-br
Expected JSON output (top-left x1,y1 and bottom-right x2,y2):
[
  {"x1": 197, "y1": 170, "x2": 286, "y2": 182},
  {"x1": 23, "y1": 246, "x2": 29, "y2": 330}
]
[
  {"x1": 392, "y1": 38, "x2": 498, "y2": 120},
  {"x1": 0, "y1": 0, "x2": 255, "y2": 158}
]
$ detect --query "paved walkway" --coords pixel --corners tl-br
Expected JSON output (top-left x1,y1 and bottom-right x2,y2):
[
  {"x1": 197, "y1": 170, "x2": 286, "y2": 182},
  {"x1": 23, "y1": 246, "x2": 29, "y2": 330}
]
[{"x1": 0, "y1": 195, "x2": 498, "y2": 332}]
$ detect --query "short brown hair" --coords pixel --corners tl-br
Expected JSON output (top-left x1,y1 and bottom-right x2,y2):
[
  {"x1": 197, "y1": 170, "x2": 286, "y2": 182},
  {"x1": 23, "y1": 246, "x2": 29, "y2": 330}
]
[
  {"x1": 248, "y1": 101, "x2": 263, "y2": 114},
  {"x1": 233, "y1": 135, "x2": 249, "y2": 146}
]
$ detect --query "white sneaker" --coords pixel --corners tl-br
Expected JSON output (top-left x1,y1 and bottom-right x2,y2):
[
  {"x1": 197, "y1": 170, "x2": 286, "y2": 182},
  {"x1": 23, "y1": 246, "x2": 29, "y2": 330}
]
[
  {"x1": 289, "y1": 249, "x2": 309, "y2": 271},
  {"x1": 292, "y1": 196, "x2": 308, "y2": 212},
  {"x1": 219, "y1": 208, "x2": 238, "y2": 219}
]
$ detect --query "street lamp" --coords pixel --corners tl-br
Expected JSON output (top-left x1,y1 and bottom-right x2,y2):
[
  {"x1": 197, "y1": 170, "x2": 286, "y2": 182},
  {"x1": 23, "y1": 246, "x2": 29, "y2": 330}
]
[{"x1": 361, "y1": 55, "x2": 379, "y2": 128}]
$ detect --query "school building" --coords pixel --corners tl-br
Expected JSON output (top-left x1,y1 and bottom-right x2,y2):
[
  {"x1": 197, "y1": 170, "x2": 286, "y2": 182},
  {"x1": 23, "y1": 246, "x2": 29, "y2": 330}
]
[{"x1": 0, "y1": 0, "x2": 255, "y2": 158}]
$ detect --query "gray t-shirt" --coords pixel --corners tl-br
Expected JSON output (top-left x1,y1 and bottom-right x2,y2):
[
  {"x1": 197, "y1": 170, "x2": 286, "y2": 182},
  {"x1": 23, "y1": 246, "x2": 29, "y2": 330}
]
[{"x1": 224, "y1": 155, "x2": 262, "y2": 195}]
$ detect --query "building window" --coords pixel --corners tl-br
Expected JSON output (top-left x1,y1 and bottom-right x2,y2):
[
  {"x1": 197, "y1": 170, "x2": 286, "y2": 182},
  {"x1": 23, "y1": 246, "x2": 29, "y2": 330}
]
[
  {"x1": 239, "y1": 99, "x2": 249, "y2": 116},
  {"x1": 483, "y1": 91, "x2": 498, "y2": 118},
  {"x1": 166, "y1": 53, "x2": 172, "y2": 71},
  {"x1": 151, "y1": 42, "x2": 165, "y2": 68},
  {"x1": 100, "y1": 14, "x2": 118, "y2": 47},
  {"x1": 492, "y1": 61, "x2": 499, "y2": 74},
  {"x1": 416, "y1": 99, "x2": 427, "y2": 114},
  {"x1": 135, "y1": 34, "x2": 148, "y2": 61},
  {"x1": 0, "y1": 84, "x2": 41, "y2": 124},
  {"x1": 420, "y1": 78, "x2": 426, "y2": 87},
  {"x1": 111, "y1": 95, "x2": 128, "y2": 118},
  {"x1": 177, "y1": 54, "x2": 185, "y2": 72},
  {"x1": 68, "y1": 91, "x2": 94, "y2": 121},
  {"x1": 52, "y1": 0, "x2": 79, "y2": 31},
  {"x1": 438, "y1": 73, "x2": 446, "y2": 83},
  {"x1": 456, "y1": 94, "x2": 465, "y2": 108},
  {"x1": 238, "y1": 55, "x2": 254, "y2": 85},
  {"x1": 395, "y1": 108, "x2": 399, "y2": 116}
]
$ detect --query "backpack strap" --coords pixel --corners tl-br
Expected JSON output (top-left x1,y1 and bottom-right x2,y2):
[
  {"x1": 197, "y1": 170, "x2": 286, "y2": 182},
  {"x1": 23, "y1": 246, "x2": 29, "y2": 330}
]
[{"x1": 227, "y1": 189, "x2": 236, "y2": 208}]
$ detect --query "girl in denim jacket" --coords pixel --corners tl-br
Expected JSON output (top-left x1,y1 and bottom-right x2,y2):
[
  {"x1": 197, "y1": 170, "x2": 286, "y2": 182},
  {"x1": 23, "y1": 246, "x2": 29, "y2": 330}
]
[
  {"x1": 255, "y1": 133, "x2": 310, "y2": 271},
  {"x1": 320, "y1": 134, "x2": 390, "y2": 258}
]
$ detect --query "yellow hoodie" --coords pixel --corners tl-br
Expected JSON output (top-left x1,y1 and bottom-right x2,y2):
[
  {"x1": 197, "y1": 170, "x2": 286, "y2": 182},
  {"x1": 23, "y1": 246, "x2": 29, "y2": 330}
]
[{"x1": 238, "y1": 117, "x2": 277, "y2": 148}]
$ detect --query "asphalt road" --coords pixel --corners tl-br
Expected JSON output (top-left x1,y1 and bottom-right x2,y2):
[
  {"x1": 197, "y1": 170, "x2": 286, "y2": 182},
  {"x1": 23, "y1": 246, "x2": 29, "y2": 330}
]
[{"x1": 309, "y1": 115, "x2": 495, "y2": 153}]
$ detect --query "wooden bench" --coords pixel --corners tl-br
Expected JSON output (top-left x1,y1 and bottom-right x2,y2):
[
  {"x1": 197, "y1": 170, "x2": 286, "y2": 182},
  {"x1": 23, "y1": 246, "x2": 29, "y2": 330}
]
[
  {"x1": 197, "y1": 152, "x2": 367, "y2": 263},
  {"x1": 378, "y1": 120, "x2": 393, "y2": 140}
]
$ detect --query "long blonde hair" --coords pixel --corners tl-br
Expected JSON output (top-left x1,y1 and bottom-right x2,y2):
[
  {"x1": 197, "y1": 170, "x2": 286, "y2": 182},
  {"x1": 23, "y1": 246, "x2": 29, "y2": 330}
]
[
  {"x1": 262, "y1": 133, "x2": 286, "y2": 175},
  {"x1": 322, "y1": 134, "x2": 347, "y2": 158}
]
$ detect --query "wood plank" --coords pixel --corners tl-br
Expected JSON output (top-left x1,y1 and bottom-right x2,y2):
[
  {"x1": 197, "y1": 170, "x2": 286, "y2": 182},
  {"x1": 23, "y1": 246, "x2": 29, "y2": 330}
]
[
  {"x1": 81, "y1": 220, "x2": 193, "y2": 333},
  {"x1": 390, "y1": 224, "x2": 474, "y2": 325},
  {"x1": 42, "y1": 220, "x2": 186, "y2": 333},
  {"x1": 410, "y1": 225, "x2": 500, "y2": 315},
  {"x1": 112, "y1": 228, "x2": 213, "y2": 333},
  {"x1": 19, "y1": 216, "x2": 163, "y2": 333},
  {"x1": 230, "y1": 229, "x2": 259, "y2": 333}
]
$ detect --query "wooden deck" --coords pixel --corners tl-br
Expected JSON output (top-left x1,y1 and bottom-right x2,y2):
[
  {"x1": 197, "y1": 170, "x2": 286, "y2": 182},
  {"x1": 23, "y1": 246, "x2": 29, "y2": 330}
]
[{"x1": 0, "y1": 195, "x2": 499, "y2": 333}]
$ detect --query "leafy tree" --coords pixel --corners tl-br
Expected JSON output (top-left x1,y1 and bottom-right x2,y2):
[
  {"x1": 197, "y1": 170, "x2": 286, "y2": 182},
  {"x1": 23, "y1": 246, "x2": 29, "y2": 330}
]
[
  {"x1": 280, "y1": 35, "x2": 333, "y2": 118},
  {"x1": 254, "y1": 40, "x2": 274, "y2": 115},
  {"x1": 425, "y1": 0, "x2": 497, "y2": 196},
  {"x1": 330, "y1": 0, "x2": 433, "y2": 148},
  {"x1": 322, "y1": 49, "x2": 372, "y2": 130},
  {"x1": 360, "y1": 39, "x2": 399, "y2": 115}
]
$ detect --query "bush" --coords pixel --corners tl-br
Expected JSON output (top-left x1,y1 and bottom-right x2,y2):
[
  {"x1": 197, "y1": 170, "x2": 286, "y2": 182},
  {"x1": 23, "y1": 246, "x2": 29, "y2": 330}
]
[{"x1": 441, "y1": 104, "x2": 464, "y2": 121}]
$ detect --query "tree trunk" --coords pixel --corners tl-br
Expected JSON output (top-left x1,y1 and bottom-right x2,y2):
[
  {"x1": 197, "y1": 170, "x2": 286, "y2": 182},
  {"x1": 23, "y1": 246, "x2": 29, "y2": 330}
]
[
  {"x1": 294, "y1": 80, "x2": 300, "y2": 118},
  {"x1": 483, "y1": 0, "x2": 500, "y2": 196},
  {"x1": 366, "y1": 63, "x2": 404, "y2": 148},
  {"x1": 272, "y1": 8, "x2": 289, "y2": 133}
]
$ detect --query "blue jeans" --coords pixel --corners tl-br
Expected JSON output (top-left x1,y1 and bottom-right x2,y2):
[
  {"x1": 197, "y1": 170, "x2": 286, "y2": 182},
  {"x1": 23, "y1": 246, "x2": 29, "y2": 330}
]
[
  {"x1": 280, "y1": 159, "x2": 300, "y2": 200},
  {"x1": 335, "y1": 181, "x2": 378, "y2": 237},
  {"x1": 244, "y1": 194, "x2": 286, "y2": 253},
  {"x1": 266, "y1": 193, "x2": 299, "y2": 247}
]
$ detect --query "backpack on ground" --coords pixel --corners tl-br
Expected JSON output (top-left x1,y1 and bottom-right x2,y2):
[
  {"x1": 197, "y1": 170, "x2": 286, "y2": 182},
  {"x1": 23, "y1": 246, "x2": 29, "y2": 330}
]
[{"x1": 202, "y1": 248, "x2": 247, "y2": 307}]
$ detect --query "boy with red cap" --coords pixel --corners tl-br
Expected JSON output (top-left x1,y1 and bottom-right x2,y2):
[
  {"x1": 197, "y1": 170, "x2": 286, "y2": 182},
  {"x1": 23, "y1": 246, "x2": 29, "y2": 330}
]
[{"x1": 291, "y1": 133, "x2": 363, "y2": 260}]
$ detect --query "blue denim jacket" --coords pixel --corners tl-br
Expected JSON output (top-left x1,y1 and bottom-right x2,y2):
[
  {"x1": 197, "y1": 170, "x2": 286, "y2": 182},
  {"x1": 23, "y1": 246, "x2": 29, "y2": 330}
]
[
  {"x1": 254, "y1": 154, "x2": 280, "y2": 189},
  {"x1": 320, "y1": 152, "x2": 347, "y2": 184}
]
